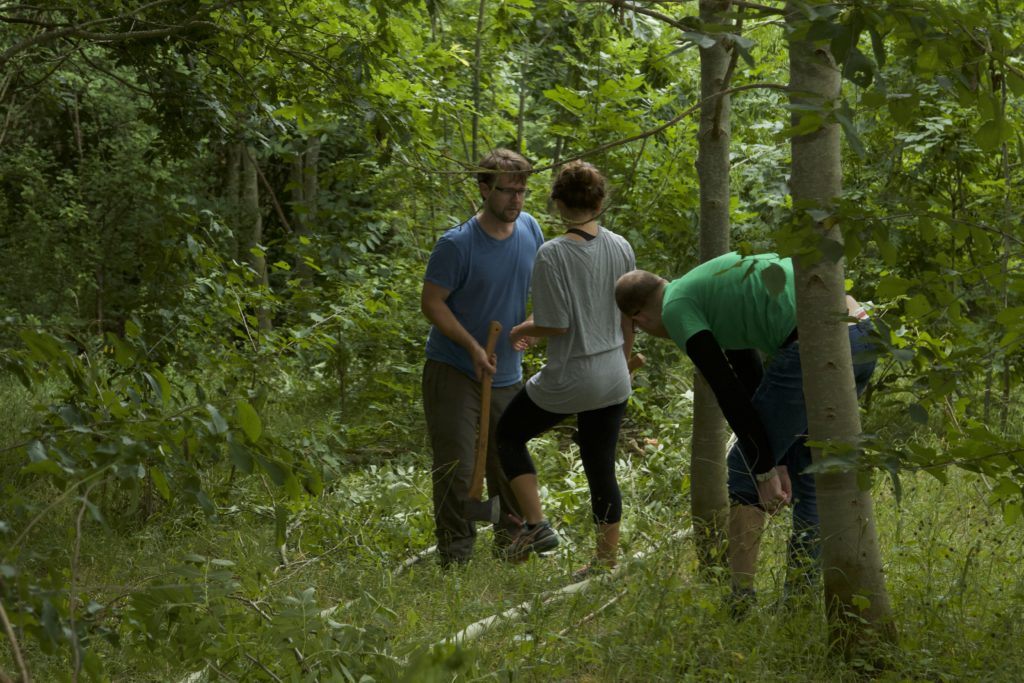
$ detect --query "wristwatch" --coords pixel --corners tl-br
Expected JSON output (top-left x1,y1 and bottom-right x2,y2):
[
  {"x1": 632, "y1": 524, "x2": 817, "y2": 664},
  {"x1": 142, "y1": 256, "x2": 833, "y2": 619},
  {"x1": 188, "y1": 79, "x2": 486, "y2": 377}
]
[{"x1": 754, "y1": 468, "x2": 777, "y2": 483}]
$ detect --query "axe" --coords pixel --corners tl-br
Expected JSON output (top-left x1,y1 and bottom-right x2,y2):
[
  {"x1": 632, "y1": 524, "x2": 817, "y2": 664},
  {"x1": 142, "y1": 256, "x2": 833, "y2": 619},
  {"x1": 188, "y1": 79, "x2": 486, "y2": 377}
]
[{"x1": 463, "y1": 320, "x2": 503, "y2": 524}]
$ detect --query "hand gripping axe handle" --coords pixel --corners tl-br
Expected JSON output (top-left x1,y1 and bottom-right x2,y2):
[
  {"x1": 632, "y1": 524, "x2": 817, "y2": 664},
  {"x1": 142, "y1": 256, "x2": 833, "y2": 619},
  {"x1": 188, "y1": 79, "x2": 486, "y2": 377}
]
[{"x1": 464, "y1": 320, "x2": 503, "y2": 524}]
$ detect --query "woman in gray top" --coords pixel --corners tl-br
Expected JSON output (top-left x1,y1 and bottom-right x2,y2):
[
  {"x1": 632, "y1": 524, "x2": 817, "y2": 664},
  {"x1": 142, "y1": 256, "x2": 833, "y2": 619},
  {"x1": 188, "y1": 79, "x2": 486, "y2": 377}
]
[{"x1": 496, "y1": 160, "x2": 636, "y2": 576}]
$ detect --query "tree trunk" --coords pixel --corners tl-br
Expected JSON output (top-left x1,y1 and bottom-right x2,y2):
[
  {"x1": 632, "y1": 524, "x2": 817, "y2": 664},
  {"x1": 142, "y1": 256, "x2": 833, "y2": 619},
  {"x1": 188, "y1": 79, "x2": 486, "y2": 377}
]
[
  {"x1": 471, "y1": 0, "x2": 485, "y2": 161},
  {"x1": 690, "y1": 0, "x2": 734, "y2": 573},
  {"x1": 241, "y1": 144, "x2": 271, "y2": 334},
  {"x1": 786, "y1": 1, "x2": 897, "y2": 661},
  {"x1": 290, "y1": 137, "x2": 320, "y2": 287},
  {"x1": 225, "y1": 142, "x2": 243, "y2": 259}
]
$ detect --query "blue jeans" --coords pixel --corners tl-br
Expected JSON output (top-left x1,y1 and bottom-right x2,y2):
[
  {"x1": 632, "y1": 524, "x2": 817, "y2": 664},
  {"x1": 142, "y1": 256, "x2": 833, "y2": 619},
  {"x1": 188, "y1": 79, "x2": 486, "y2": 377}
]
[{"x1": 726, "y1": 321, "x2": 877, "y2": 567}]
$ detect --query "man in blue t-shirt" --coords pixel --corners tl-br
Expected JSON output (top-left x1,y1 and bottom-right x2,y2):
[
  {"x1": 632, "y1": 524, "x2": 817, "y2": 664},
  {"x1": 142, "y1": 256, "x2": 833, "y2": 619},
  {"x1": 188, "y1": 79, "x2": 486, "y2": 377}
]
[{"x1": 421, "y1": 148, "x2": 545, "y2": 566}]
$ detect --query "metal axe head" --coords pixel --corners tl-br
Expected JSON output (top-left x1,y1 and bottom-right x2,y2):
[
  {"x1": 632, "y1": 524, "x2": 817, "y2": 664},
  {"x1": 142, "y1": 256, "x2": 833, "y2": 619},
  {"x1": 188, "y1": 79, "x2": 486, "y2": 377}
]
[{"x1": 463, "y1": 495, "x2": 501, "y2": 524}]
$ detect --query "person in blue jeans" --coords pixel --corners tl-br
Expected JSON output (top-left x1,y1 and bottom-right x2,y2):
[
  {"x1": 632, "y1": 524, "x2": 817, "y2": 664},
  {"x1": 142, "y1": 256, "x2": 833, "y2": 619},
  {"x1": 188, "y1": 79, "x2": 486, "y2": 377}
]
[{"x1": 615, "y1": 252, "x2": 876, "y2": 609}]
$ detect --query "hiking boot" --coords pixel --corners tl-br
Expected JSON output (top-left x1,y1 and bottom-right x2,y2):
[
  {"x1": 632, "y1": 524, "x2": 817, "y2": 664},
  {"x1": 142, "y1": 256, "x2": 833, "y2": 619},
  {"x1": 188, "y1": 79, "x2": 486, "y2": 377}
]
[{"x1": 506, "y1": 520, "x2": 559, "y2": 562}]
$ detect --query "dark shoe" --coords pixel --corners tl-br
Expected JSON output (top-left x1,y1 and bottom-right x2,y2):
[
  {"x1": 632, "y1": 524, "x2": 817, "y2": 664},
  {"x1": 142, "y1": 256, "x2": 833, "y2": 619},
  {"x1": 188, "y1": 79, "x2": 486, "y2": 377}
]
[{"x1": 506, "y1": 521, "x2": 559, "y2": 562}]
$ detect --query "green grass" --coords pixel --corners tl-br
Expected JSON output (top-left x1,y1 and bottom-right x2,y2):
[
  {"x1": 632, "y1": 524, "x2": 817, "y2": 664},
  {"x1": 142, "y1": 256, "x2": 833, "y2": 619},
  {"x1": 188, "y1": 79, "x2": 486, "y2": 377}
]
[{"x1": 3, "y1": 367, "x2": 1024, "y2": 682}]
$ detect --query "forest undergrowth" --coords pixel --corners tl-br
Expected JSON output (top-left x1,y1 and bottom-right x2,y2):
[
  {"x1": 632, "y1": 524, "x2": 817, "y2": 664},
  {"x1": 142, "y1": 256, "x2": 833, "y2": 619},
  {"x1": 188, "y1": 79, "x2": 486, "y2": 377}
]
[{"x1": 2, "y1": 368, "x2": 1023, "y2": 682}]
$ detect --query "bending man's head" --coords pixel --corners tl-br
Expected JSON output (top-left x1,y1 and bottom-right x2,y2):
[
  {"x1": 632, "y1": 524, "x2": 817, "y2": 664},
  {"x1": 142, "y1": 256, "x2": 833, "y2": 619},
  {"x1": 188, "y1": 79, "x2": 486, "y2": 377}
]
[{"x1": 615, "y1": 270, "x2": 669, "y2": 338}]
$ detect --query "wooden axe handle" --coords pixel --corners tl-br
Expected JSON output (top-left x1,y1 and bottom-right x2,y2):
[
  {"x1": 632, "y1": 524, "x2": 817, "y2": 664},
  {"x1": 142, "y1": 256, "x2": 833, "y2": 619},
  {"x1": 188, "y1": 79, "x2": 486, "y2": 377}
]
[{"x1": 469, "y1": 321, "x2": 502, "y2": 502}]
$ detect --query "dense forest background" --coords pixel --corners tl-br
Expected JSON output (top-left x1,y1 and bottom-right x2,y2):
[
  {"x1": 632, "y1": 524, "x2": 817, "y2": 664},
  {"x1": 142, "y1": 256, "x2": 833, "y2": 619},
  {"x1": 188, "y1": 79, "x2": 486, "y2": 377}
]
[{"x1": 1, "y1": 1, "x2": 1022, "y2": 681}]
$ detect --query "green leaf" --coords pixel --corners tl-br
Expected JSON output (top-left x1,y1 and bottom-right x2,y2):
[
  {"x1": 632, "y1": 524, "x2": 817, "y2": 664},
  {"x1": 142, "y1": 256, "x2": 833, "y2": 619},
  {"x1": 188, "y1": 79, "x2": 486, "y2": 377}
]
[
  {"x1": 151, "y1": 467, "x2": 172, "y2": 501},
  {"x1": 836, "y1": 101, "x2": 866, "y2": 158},
  {"x1": 543, "y1": 86, "x2": 586, "y2": 114},
  {"x1": 41, "y1": 600, "x2": 62, "y2": 644},
  {"x1": 236, "y1": 399, "x2": 263, "y2": 442},
  {"x1": 887, "y1": 94, "x2": 918, "y2": 125},
  {"x1": 905, "y1": 293, "x2": 931, "y2": 318},
  {"x1": 1008, "y1": 70, "x2": 1024, "y2": 97},
  {"x1": 144, "y1": 369, "x2": 172, "y2": 406},
  {"x1": 1005, "y1": 502, "x2": 1022, "y2": 525},
  {"x1": 842, "y1": 48, "x2": 874, "y2": 88},
  {"x1": 915, "y1": 43, "x2": 940, "y2": 74},
  {"x1": 205, "y1": 404, "x2": 229, "y2": 435},
  {"x1": 229, "y1": 442, "x2": 254, "y2": 474},
  {"x1": 275, "y1": 505, "x2": 288, "y2": 547},
  {"x1": 875, "y1": 275, "x2": 913, "y2": 298},
  {"x1": 975, "y1": 117, "x2": 1010, "y2": 152},
  {"x1": 908, "y1": 403, "x2": 928, "y2": 425},
  {"x1": 27, "y1": 440, "x2": 47, "y2": 462},
  {"x1": 258, "y1": 456, "x2": 287, "y2": 485},
  {"x1": 683, "y1": 31, "x2": 717, "y2": 49}
]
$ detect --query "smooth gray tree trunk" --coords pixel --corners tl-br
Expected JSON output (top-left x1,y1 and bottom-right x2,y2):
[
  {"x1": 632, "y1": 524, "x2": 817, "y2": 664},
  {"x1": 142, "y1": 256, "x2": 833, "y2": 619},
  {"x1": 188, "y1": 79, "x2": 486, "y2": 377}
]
[
  {"x1": 690, "y1": 0, "x2": 733, "y2": 572},
  {"x1": 786, "y1": 1, "x2": 897, "y2": 661},
  {"x1": 290, "y1": 137, "x2": 320, "y2": 287}
]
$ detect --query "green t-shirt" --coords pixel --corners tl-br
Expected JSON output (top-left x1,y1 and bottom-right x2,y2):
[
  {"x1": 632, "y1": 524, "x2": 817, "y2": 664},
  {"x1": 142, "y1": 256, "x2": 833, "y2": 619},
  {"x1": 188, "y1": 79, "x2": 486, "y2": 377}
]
[{"x1": 662, "y1": 252, "x2": 797, "y2": 354}]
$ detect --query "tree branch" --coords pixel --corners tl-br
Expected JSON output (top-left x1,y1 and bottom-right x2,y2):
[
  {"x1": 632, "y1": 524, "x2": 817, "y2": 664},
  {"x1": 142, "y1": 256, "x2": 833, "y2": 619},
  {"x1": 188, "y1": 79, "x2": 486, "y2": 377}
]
[
  {"x1": 531, "y1": 81, "x2": 789, "y2": 173},
  {"x1": 0, "y1": 599, "x2": 31, "y2": 683},
  {"x1": 0, "y1": 0, "x2": 225, "y2": 70},
  {"x1": 577, "y1": 0, "x2": 784, "y2": 19}
]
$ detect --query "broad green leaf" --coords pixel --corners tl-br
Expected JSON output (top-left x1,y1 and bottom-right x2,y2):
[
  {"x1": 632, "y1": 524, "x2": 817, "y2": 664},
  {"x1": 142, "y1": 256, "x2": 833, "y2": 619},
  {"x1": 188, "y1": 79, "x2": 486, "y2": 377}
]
[
  {"x1": 150, "y1": 467, "x2": 172, "y2": 501},
  {"x1": 905, "y1": 293, "x2": 931, "y2": 318},
  {"x1": 842, "y1": 49, "x2": 874, "y2": 88},
  {"x1": 236, "y1": 399, "x2": 263, "y2": 442},
  {"x1": 875, "y1": 275, "x2": 913, "y2": 298},
  {"x1": 275, "y1": 505, "x2": 288, "y2": 547},
  {"x1": 996, "y1": 307, "x2": 1024, "y2": 326},
  {"x1": 836, "y1": 102, "x2": 866, "y2": 158},
  {"x1": 205, "y1": 404, "x2": 229, "y2": 435},
  {"x1": 975, "y1": 117, "x2": 1010, "y2": 152},
  {"x1": 258, "y1": 456, "x2": 287, "y2": 485},
  {"x1": 908, "y1": 403, "x2": 928, "y2": 425},
  {"x1": 144, "y1": 370, "x2": 171, "y2": 406},
  {"x1": 229, "y1": 442, "x2": 255, "y2": 474},
  {"x1": 27, "y1": 440, "x2": 47, "y2": 462},
  {"x1": 887, "y1": 94, "x2": 918, "y2": 125},
  {"x1": 1008, "y1": 70, "x2": 1024, "y2": 97},
  {"x1": 543, "y1": 86, "x2": 586, "y2": 113},
  {"x1": 915, "y1": 43, "x2": 940, "y2": 74},
  {"x1": 1005, "y1": 502, "x2": 1022, "y2": 525},
  {"x1": 21, "y1": 460, "x2": 64, "y2": 477}
]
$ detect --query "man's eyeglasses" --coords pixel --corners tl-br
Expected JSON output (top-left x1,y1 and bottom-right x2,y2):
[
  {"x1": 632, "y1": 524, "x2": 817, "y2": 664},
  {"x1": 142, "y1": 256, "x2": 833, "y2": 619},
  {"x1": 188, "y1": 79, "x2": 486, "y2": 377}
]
[{"x1": 492, "y1": 185, "x2": 530, "y2": 198}]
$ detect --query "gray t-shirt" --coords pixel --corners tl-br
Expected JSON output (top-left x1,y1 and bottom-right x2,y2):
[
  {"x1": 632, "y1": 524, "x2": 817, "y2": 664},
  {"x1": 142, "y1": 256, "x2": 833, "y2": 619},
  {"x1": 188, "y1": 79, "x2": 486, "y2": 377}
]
[{"x1": 526, "y1": 227, "x2": 636, "y2": 413}]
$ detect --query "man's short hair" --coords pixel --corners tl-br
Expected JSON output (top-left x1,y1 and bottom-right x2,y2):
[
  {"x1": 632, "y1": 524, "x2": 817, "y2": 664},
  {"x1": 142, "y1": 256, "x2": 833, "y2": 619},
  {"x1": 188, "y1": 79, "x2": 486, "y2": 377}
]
[
  {"x1": 615, "y1": 270, "x2": 665, "y2": 314},
  {"x1": 477, "y1": 148, "x2": 532, "y2": 187}
]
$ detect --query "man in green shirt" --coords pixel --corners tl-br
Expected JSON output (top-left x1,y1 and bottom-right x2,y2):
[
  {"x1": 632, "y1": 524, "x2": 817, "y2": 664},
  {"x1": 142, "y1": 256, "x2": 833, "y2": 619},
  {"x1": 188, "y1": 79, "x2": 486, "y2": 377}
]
[{"x1": 615, "y1": 252, "x2": 876, "y2": 611}]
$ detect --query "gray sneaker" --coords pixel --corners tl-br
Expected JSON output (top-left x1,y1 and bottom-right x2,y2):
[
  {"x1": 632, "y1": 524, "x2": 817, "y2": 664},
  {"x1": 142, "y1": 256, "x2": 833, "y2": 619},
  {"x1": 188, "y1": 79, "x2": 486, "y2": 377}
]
[{"x1": 506, "y1": 521, "x2": 559, "y2": 562}]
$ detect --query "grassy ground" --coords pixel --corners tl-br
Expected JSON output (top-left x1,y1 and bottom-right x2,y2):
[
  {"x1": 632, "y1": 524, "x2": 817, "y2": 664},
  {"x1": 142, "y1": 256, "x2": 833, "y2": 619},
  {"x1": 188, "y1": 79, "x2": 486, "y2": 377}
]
[{"x1": 2, "y1": 369, "x2": 1024, "y2": 682}]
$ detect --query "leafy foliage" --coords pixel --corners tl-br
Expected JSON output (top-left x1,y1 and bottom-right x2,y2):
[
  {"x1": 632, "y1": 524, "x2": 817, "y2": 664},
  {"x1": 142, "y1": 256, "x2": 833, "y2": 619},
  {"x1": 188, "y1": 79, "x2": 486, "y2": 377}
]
[{"x1": 1, "y1": 0, "x2": 1023, "y2": 679}]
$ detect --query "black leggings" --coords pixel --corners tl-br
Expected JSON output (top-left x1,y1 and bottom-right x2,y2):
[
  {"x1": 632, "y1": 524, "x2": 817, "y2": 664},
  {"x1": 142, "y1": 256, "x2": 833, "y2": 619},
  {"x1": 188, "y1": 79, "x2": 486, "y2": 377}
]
[{"x1": 496, "y1": 389, "x2": 627, "y2": 525}]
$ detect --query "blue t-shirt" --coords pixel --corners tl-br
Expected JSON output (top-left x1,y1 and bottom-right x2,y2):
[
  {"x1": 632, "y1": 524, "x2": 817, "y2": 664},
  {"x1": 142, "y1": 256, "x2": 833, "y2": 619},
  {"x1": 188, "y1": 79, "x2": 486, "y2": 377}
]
[{"x1": 424, "y1": 213, "x2": 544, "y2": 386}]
